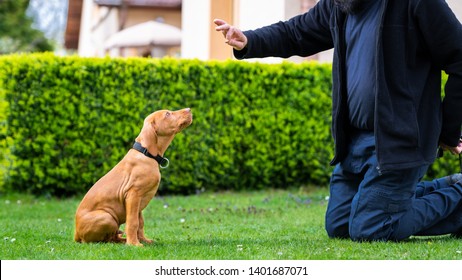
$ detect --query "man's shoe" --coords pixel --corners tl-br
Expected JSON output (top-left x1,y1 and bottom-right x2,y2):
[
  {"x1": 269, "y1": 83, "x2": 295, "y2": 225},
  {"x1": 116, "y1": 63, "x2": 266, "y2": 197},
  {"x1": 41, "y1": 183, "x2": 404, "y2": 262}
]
[{"x1": 445, "y1": 173, "x2": 462, "y2": 185}]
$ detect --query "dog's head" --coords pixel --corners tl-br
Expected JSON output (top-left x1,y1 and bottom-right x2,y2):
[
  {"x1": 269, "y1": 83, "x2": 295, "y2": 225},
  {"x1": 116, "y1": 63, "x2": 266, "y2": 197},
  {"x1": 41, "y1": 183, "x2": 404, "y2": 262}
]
[
  {"x1": 146, "y1": 108, "x2": 193, "y2": 136},
  {"x1": 136, "y1": 108, "x2": 193, "y2": 152}
]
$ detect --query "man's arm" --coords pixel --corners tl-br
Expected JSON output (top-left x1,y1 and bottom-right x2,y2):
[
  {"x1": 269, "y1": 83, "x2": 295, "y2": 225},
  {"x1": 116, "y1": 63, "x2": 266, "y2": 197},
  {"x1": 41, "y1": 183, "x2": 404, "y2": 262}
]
[
  {"x1": 214, "y1": 0, "x2": 335, "y2": 59},
  {"x1": 416, "y1": 0, "x2": 462, "y2": 153}
]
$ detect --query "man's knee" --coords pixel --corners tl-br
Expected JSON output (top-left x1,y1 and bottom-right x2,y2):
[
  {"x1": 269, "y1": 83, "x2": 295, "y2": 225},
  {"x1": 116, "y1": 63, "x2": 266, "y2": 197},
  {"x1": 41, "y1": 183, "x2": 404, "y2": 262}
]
[
  {"x1": 325, "y1": 216, "x2": 350, "y2": 239},
  {"x1": 348, "y1": 215, "x2": 408, "y2": 242}
]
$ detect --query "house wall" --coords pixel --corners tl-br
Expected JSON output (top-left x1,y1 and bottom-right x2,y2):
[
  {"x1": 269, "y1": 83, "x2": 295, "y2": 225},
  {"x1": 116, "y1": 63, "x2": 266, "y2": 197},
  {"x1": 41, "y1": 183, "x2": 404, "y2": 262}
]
[
  {"x1": 209, "y1": 0, "x2": 234, "y2": 60},
  {"x1": 124, "y1": 8, "x2": 181, "y2": 29},
  {"x1": 78, "y1": 0, "x2": 182, "y2": 57},
  {"x1": 181, "y1": 0, "x2": 211, "y2": 60},
  {"x1": 79, "y1": 0, "x2": 120, "y2": 57}
]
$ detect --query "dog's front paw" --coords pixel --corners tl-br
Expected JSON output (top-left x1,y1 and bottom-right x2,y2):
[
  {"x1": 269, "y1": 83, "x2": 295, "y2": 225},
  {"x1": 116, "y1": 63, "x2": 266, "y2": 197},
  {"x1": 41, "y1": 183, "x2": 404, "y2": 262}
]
[
  {"x1": 126, "y1": 238, "x2": 143, "y2": 247},
  {"x1": 127, "y1": 241, "x2": 144, "y2": 247},
  {"x1": 140, "y1": 237, "x2": 154, "y2": 244}
]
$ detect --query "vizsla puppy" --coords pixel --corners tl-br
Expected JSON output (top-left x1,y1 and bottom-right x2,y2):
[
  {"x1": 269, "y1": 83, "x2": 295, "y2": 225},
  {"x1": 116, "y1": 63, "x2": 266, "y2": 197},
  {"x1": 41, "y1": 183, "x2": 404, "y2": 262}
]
[{"x1": 74, "y1": 108, "x2": 192, "y2": 246}]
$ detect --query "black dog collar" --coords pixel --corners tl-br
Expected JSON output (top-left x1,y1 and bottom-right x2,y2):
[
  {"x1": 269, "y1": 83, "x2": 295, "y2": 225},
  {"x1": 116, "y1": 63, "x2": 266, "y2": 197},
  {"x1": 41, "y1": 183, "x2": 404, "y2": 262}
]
[{"x1": 132, "y1": 142, "x2": 169, "y2": 168}]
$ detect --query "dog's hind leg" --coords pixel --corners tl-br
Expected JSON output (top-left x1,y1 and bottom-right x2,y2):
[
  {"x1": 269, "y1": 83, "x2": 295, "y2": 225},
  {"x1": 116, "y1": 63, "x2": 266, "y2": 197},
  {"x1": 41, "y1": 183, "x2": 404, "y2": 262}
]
[
  {"x1": 75, "y1": 211, "x2": 121, "y2": 243},
  {"x1": 110, "y1": 230, "x2": 126, "y2": 243}
]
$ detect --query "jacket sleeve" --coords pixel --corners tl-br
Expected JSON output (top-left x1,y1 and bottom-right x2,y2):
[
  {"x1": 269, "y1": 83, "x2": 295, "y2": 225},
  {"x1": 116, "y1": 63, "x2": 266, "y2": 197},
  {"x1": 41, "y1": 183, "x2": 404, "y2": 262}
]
[
  {"x1": 416, "y1": 0, "x2": 462, "y2": 146},
  {"x1": 234, "y1": 0, "x2": 334, "y2": 59}
]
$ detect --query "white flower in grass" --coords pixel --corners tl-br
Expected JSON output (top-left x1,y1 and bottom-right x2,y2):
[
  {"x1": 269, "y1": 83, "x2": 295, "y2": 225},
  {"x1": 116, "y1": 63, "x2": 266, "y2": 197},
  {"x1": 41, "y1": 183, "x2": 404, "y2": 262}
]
[
  {"x1": 277, "y1": 252, "x2": 283, "y2": 256},
  {"x1": 237, "y1": 245, "x2": 243, "y2": 251},
  {"x1": 16, "y1": 200, "x2": 21, "y2": 205},
  {"x1": 10, "y1": 238, "x2": 16, "y2": 242},
  {"x1": 163, "y1": 204, "x2": 169, "y2": 209},
  {"x1": 325, "y1": 196, "x2": 330, "y2": 201},
  {"x1": 456, "y1": 250, "x2": 461, "y2": 254},
  {"x1": 57, "y1": 218, "x2": 62, "y2": 222},
  {"x1": 46, "y1": 240, "x2": 51, "y2": 244},
  {"x1": 4, "y1": 237, "x2": 9, "y2": 241},
  {"x1": 180, "y1": 218, "x2": 185, "y2": 223}
]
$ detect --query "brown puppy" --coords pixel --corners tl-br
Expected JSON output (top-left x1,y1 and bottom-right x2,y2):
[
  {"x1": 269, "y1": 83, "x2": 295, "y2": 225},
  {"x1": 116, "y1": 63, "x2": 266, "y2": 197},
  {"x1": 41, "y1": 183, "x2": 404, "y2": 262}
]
[{"x1": 74, "y1": 108, "x2": 192, "y2": 246}]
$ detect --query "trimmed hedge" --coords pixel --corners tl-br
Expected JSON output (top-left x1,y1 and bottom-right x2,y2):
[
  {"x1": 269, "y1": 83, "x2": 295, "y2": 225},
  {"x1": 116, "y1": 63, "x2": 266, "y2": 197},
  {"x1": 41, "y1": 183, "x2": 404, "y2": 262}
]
[
  {"x1": 0, "y1": 53, "x2": 334, "y2": 196},
  {"x1": 0, "y1": 54, "x2": 457, "y2": 196}
]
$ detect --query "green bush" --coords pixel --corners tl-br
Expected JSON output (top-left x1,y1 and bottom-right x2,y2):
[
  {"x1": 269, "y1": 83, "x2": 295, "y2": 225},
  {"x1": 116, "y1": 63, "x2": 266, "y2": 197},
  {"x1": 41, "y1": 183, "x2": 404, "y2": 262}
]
[
  {"x1": 0, "y1": 53, "x2": 334, "y2": 196},
  {"x1": 0, "y1": 67, "x2": 8, "y2": 192},
  {"x1": 0, "y1": 53, "x2": 455, "y2": 197}
]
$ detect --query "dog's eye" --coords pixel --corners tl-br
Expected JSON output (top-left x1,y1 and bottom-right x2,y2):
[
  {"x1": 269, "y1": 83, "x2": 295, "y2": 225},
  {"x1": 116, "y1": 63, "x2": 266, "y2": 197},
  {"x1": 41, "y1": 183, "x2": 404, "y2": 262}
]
[{"x1": 165, "y1": 112, "x2": 171, "y2": 118}]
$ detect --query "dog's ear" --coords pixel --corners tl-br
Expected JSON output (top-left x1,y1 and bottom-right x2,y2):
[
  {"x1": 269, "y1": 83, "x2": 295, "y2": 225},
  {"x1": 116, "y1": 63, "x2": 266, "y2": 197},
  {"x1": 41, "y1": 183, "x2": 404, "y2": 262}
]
[
  {"x1": 149, "y1": 119, "x2": 158, "y2": 144},
  {"x1": 136, "y1": 115, "x2": 158, "y2": 147}
]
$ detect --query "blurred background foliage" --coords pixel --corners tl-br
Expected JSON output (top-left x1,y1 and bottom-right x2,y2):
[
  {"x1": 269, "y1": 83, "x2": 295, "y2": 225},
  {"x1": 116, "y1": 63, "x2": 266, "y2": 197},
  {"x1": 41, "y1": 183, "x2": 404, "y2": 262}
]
[{"x1": 0, "y1": 0, "x2": 58, "y2": 54}]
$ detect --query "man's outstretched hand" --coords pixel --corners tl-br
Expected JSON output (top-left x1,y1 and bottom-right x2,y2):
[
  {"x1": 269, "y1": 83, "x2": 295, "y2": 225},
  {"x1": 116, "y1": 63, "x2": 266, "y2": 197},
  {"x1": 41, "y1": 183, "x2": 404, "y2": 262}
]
[{"x1": 214, "y1": 19, "x2": 248, "y2": 51}]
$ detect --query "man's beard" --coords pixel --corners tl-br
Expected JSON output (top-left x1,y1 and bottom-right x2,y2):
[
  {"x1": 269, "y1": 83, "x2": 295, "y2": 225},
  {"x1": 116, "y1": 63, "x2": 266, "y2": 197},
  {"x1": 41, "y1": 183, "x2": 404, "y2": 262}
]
[{"x1": 334, "y1": 0, "x2": 368, "y2": 14}]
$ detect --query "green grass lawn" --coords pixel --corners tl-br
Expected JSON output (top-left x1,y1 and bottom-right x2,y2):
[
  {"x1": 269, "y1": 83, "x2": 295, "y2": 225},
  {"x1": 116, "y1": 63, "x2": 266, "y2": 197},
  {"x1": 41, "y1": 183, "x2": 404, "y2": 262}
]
[{"x1": 1, "y1": 188, "x2": 461, "y2": 260}]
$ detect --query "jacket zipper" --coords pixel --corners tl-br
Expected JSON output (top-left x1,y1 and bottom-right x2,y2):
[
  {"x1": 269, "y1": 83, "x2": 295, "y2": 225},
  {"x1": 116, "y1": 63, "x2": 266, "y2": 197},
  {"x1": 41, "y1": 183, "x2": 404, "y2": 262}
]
[
  {"x1": 330, "y1": 9, "x2": 345, "y2": 166},
  {"x1": 374, "y1": 0, "x2": 388, "y2": 176}
]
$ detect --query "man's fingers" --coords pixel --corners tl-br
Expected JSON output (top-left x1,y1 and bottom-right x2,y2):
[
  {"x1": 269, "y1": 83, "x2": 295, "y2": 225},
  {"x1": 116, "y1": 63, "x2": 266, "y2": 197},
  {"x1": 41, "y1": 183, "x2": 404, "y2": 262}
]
[
  {"x1": 226, "y1": 27, "x2": 236, "y2": 41},
  {"x1": 215, "y1": 23, "x2": 230, "y2": 31},
  {"x1": 213, "y1": 18, "x2": 227, "y2": 26},
  {"x1": 227, "y1": 39, "x2": 243, "y2": 50},
  {"x1": 216, "y1": 24, "x2": 239, "y2": 44},
  {"x1": 214, "y1": 19, "x2": 230, "y2": 33},
  {"x1": 213, "y1": 18, "x2": 247, "y2": 50},
  {"x1": 215, "y1": 22, "x2": 231, "y2": 38}
]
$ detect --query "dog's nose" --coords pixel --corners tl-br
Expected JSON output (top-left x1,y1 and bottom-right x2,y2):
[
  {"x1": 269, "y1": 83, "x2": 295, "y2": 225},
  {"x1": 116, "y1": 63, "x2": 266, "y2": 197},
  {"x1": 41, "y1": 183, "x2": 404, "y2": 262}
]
[{"x1": 185, "y1": 108, "x2": 191, "y2": 112}]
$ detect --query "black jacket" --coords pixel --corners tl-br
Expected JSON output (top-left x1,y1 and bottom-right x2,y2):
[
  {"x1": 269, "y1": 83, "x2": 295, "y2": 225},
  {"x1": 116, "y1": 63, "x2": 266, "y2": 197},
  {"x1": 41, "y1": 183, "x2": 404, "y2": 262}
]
[{"x1": 235, "y1": 0, "x2": 462, "y2": 171}]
